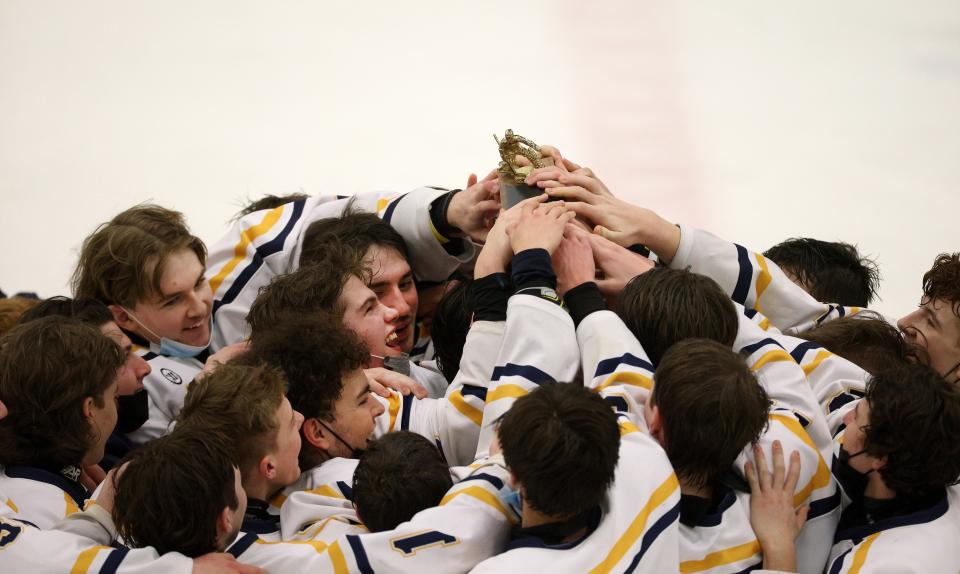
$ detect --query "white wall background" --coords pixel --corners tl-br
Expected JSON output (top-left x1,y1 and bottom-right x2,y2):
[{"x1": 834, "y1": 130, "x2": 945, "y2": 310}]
[{"x1": 1, "y1": 1, "x2": 957, "y2": 318}]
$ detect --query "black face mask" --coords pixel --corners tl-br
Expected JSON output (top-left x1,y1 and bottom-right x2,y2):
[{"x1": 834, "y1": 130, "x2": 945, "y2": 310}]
[
  {"x1": 318, "y1": 421, "x2": 365, "y2": 459},
  {"x1": 115, "y1": 389, "x2": 150, "y2": 433},
  {"x1": 834, "y1": 445, "x2": 874, "y2": 498}
]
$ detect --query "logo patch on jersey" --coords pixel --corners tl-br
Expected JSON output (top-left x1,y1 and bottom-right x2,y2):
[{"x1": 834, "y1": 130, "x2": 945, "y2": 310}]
[
  {"x1": 0, "y1": 521, "x2": 23, "y2": 550},
  {"x1": 160, "y1": 368, "x2": 183, "y2": 385},
  {"x1": 390, "y1": 529, "x2": 459, "y2": 556}
]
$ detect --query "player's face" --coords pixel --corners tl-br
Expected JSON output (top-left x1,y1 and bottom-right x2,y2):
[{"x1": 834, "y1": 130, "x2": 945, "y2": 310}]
[
  {"x1": 98, "y1": 321, "x2": 150, "y2": 396},
  {"x1": 365, "y1": 245, "x2": 419, "y2": 353},
  {"x1": 270, "y1": 397, "x2": 304, "y2": 489},
  {"x1": 326, "y1": 369, "x2": 385, "y2": 457},
  {"x1": 840, "y1": 399, "x2": 874, "y2": 473},
  {"x1": 339, "y1": 275, "x2": 401, "y2": 360},
  {"x1": 127, "y1": 248, "x2": 213, "y2": 347},
  {"x1": 84, "y1": 378, "x2": 120, "y2": 465},
  {"x1": 897, "y1": 297, "x2": 960, "y2": 380}
]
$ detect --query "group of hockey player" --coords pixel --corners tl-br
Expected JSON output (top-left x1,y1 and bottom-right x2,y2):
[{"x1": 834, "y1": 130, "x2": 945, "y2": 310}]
[{"x1": 1, "y1": 145, "x2": 959, "y2": 574}]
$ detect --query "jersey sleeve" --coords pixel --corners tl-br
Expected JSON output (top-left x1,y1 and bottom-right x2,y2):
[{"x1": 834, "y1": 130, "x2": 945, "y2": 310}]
[
  {"x1": 206, "y1": 188, "x2": 476, "y2": 351},
  {"x1": 475, "y1": 294, "x2": 580, "y2": 460},
  {"x1": 670, "y1": 224, "x2": 865, "y2": 334}
]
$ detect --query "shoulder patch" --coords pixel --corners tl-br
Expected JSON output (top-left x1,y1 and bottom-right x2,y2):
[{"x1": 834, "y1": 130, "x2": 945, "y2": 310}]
[
  {"x1": 0, "y1": 520, "x2": 23, "y2": 550},
  {"x1": 160, "y1": 368, "x2": 183, "y2": 385}
]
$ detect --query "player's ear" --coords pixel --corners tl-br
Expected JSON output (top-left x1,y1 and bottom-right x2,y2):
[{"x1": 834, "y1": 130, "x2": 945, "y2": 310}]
[
  {"x1": 259, "y1": 455, "x2": 277, "y2": 481},
  {"x1": 646, "y1": 404, "x2": 663, "y2": 442},
  {"x1": 108, "y1": 305, "x2": 137, "y2": 333},
  {"x1": 217, "y1": 505, "x2": 233, "y2": 539},
  {"x1": 82, "y1": 396, "x2": 96, "y2": 421},
  {"x1": 303, "y1": 418, "x2": 333, "y2": 451}
]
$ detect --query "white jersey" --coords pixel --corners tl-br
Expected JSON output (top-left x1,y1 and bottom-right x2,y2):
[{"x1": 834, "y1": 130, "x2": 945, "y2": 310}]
[
  {"x1": 0, "y1": 507, "x2": 194, "y2": 574},
  {"x1": 0, "y1": 466, "x2": 88, "y2": 529},
  {"x1": 576, "y1": 307, "x2": 839, "y2": 574},
  {"x1": 826, "y1": 485, "x2": 960, "y2": 574},
  {"x1": 272, "y1": 458, "x2": 359, "y2": 537},
  {"x1": 205, "y1": 189, "x2": 476, "y2": 352},
  {"x1": 125, "y1": 346, "x2": 202, "y2": 445},
  {"x1": 370, "y1": 319, "x2": 506, "y2": 467}
]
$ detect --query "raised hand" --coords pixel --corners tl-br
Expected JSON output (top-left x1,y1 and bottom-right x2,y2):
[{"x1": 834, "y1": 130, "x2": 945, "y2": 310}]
[
  {"x1": 553, "y1": 224, "x2": 597, "y2": 297},
  {"x1": 506, "y1": 200, "x2": 576, "y2": 256},
  {"x1": 475, "y1": 194, "x2": 550, "y2": 277},
  {"x1": 745, "y1": 440, "x2": 808, "y2": 573},
  {"x1": 588, "y1": 233, "x2": 655, "y2": 307},
  {"x1": 365, "y1": 367, "x2": 428, "y2": 399},
  {"x1": 446, "y1": 169, "x2": 501, "y2": 243}
]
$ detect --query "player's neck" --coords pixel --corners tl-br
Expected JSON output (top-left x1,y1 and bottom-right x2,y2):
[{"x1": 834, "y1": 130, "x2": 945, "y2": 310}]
[
  {"x1": 864, "y1": 474, "x2": 896, "y2": 500},
  {"x1": 521, "y1": 504, "x2": 588, "y2": 544},
  {"x1": 679, "y1": 480, "x2": 713, "y2": 500}
]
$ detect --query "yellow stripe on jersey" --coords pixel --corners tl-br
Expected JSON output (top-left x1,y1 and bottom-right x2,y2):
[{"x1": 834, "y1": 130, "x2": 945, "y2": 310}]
[
  {"x1": 485, "y1": 384, "x2": 529, "y2": 403},
  {"x1": 376, "y1": 197, "x2": 391, "y2": 213},
  {"x1": 594, "y1": 371, "x2": 652, "y2": 393},
  {"x1": 254, "y1": 536, "x2": 329, "y2": 554},
  {"x1": 769, "y1": 414, "x2": 832, "y2": 506},
  {"x1": 270, "y1": 491, "x2": 287, "y2": 509},
  {"x1": 440, "y1": 485, "x2": 512, "y2": 522},
  {"x1": 428, "y1": 217, "x2": 451, "y2": 245},
  {"x1": 387, "y1": 392, "x2": 401, "y2": 432},
  {"x1": 328, "y1": 540, "x2": 349, "y2": 574},
  {"x1": 589, "y1": 473, "x2": 679, "y2": 574},
  {"x1": 618, "y1": 421, "x2": 641, "y2": 436},
  {"x1": 802, "y1": 350, "x2": 833, "y2": 377},
  {"x1": 754, "y1": 253, "x2": 772, "y2": 314},
  {"x1": 70, "y1": 545, "x2": 112, "y2": 574},
  {"x1": 758, "y1": 316, "x2": 771, "y2": 331},
  {"x1": 5, "y1": 498, "x2": 18, "y2": 513},
  {"x1": 64, "y1": 491, "x2": 80, "y2": 517},
  {"x1": 749, "y1": 349, "x2": 794, "y2": 372},
  {"x1": 304, "y1": 485, "x2": 347, "y2": 500},
  {"x1": 448, "y1": 390, "x2": 483, "y2": 426},
  {"x1": 848, "y1": 532, "x2": 880, "y2": 574},
  {"x1": 208, "y1": 205, "x2": 286, "y2": 295},
  {"x1": 680, "y1": 539, "x2": 762, "y2": 573}
]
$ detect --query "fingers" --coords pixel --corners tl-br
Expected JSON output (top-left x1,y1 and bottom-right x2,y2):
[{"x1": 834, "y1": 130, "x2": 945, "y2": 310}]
[
  {"x1": 795, "y1": 505, "x2": 810, "y2": 531},
  {"x1": 466, "y1": 173, "x2": 478, "y2": 189},
  {"x1": 564, "y1": 201, "x2": 602, "y2": 223},
  {"x1": 785, "y1": 449, "x2": 802, "y2": 493},
  {"x1": 772, "y1": 440, "x2": 786, "y2": 488},
  {"x1": 544, "y1": 186, "x2": 597, "y2": 205},
  {"x1": 754, "y1": 443, "x2": 772, "y2": 491},
  {"x1": 367, "y1": 379, "x2": 391, "y2": 398},
  {"x1": 481, "y1": 168, "x2": 499, "y2": 182},
  {"x1": 744, "y1": 459, "x2": 760, "y2": 493}
]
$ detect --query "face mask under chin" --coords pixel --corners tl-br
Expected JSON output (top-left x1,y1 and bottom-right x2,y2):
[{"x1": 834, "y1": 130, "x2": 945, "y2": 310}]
[{"x1": 115, "y1": 389, "x2": 150, "y2": 433}]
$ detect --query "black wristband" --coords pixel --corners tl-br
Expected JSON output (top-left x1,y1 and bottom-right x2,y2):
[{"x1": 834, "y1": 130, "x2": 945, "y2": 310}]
[
  {"x1": 430, "y1": 189, "x2": 462, "y2": 239},
  {"x1": 564, "y1": 282, "x2": 607, "y2": 327},
  {"x1": 472, "y1": 273, "x2": 511, "y2": 322},
  {"x1": 511, "y1": 248, "x2": 557, "y2": 291}
]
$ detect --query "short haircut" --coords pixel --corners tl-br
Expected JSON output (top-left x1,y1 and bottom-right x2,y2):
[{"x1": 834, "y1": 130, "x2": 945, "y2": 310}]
[
  {"x1": 0, "y1": 316, "x2": 124, "y2": 467},
  {"x1": 862, "y1": 363, "x2": 960, "y2": 498},
  {"x1": 246, "y1": 242, "x2": 366, "y2": 335},
  {"x1": 0, "y1": 297, "x2": 39, "y2": 337},
  {"x1": 431, "y1": 278, "x2": 473, "y2": 382},
  {"x1": 71, "y1": 204, "x2": 206, "y2": 307},
  {"x1": 763, "y1": 238, "x2": 880, "y2": 307},
  {"x1": 113, "y1": 430, "x2": 239, "y2": 557},
  {"x1": 352, "y1": 431, "x2": 452, "y2": 532},
  {"x1": 246, "y1": 313, "x2": 369, "y2": 469},
  {"x1": 799, "y1": 313, "x2": 912, "y2": 375},
  {"x1": 499, "y1": 383, "x2": 620, "y2": 518},
  {"x1": 177, "y1": 362, "x2": 285, "y2": 479},
  {"x1": 922, "y1": 252, "x2": 960, "y2": 319},
  {"x1": 234, "y1": 193, "x2": 310, "y2": 221},
  {"x1": 617, "y1": 268, "x2": 738, "y2": 367},
  {"x1": 652, "y1": 339, "x2": 770, "y2": 488},
  {"x1": 18, "y1": 296, "x2": 113, "y2": 328},
  {"x1": 300, "y1": 206, "x2": 409, "y2": 267}
]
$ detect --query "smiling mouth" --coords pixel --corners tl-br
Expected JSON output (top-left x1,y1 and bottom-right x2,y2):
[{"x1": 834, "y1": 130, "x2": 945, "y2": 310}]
[{"x1": 385, "y1": 332, "x2": 399, "y2": 347}]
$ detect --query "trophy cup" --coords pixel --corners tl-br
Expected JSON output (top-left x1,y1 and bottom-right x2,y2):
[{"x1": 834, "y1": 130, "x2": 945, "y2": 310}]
[{"x1": 494, "y1": 130, "x2": 554, "y2": 208}]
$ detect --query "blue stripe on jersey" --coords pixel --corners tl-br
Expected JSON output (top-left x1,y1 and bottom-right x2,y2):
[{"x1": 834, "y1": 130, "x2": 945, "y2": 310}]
[
  {"x1": 743, "y1": 307, "x2": 758, "y2": 319},
  {"x1": 731, "y1": 561, "x2": 764, "y2": 573},
  {"x1": 604, "y1": 395, "x2": 630, "y2": 413},
  {"x1": 828, "y1": 547, "x2": 853, "y2": 574},
  {"x1": 347, "y1": 534, "x2": 375, "y2": 574},
  {"x1": 837, "y1": 306, "x2": 847, "y2": 318},
  {"x1": 624, "y1": 501, "x2": 680, "y2": 574},
  {"x1": 399, "y1": 393, "x2": 414, "y2": 430},
  {"x1": 381, "y1": 195, "x2": 404, "y2": 224},
  {"x1": 828, "y1": 391, "x2": 863, "y2": 414},
  {"x1": 732, "y1": 244, "x2": 752, "y2": 305},
  {"x1": 789, "y1": 341, "x2": 821, "y2": 363},
  {"x1": 141, "y1": 351, "x2": 158, "y2": 361},
  {"x1": 593, "y1": 353, "x2": 654, "y2": 379},
  {"x1": 694, "y1": 488, "x2": 738, "y2": 527},
  {"x1": 99, "y1": 547, "x2": 130, "y2": 574},
  {"x1": 491, "y1": 363, "x2": 554, "y2": 386},
  {"x1": 807, "y1": 489, "x2": 841, "y2": 520},
  {"x1": 833, "y1": 493, "x2": 949, "y2": 544},
  {"x1": 460, "y1": 384, "x2": 488, "y2": 401},
  {"x1": 212, "y1": 199, "x2": 306, "y2": 315},
  {"x1": 337, "y1": 481, "x2": 354, "y2": 501},
  {"x1": 740, "y1": 337, "x2": 785, "y2": 356},
  {"x1": 226, "y1": 532, "x2": 259, "y2": 558},
  {"x1": 459, "y1": 473, "x2": 505, "y2": 491},
  {"x1": 3, "y1": 466, "x2": 89, "y2": 509},
  {"x1": 816, "y1": 305, "x2": 836, "y2": 326}
]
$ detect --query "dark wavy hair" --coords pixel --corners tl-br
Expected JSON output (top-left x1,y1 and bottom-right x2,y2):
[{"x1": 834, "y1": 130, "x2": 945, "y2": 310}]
[
  {"x1": 763, "y1": 238, "x2": 880, "y2": 307},
  {"x1": 922, "y1": 253, "x2": 960, "y2": 318}
]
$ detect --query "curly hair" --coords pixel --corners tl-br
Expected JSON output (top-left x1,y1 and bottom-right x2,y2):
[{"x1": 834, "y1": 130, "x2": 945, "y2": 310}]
[
  {"x1": 922, "y1": 253, "x2": 960, "y2": 319},
  {"x1": 863, "y1": 363, "x2": 960, "y2": 498}
]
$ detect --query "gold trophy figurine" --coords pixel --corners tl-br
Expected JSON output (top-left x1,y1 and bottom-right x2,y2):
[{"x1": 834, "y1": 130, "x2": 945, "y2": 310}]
[{"x1": 494, "y1": 129, "x2": 555, "y2": 208}]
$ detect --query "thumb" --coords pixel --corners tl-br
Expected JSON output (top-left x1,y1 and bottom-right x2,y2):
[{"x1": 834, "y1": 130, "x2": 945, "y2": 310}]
[
  {"x1": 466, "y1": 173, "x2": 478, "y2": 189},
  {"x1": 795, "y1": 505, "x2": 810, "y2": 532}
]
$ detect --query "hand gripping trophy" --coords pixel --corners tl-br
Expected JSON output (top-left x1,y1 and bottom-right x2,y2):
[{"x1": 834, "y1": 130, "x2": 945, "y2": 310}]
[{"x1": 494, "y1": 129, "x2": 555, "y2": 208}]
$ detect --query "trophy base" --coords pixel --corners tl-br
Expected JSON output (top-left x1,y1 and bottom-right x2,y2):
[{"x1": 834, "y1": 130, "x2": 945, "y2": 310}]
[{"x1": 501, "y1": 180, "x2": 544, "y2": 209}]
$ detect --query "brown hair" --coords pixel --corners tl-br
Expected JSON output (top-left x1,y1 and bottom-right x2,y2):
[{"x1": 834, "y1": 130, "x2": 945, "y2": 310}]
[
  {"x1": 800, "y1": 313, "x2": 912, "y2": 375},
  {"x1": 0, "y1": 297, "x2": 39, "y2": 337},
  {"x1": 177, "y1": 362, "x2": 285, "y2": 480},
  {"x1": 71, "y1": 204, "x2": 206, "y2": 307},
  {"x1": 0, "y1": 316, "x2": 124, "y2": 467},
  {"x1": 922, "y1": 252, "x2": 960, "y2": 319},
  {"x1": 617, "y1": 268, "x2": 738, "y2": 367},
  {"x1": 246, "y1": 240, "x2": 367, "y2": 336},
  {"x1": 300, "y1": 205, "x2": 409, "y2": 267},
  {"x1": 113, "y1": 430, "x2": 239, "y2": 557},
  {"x1": 652, "y1": 339, "x2": 770, "y2": 488}
]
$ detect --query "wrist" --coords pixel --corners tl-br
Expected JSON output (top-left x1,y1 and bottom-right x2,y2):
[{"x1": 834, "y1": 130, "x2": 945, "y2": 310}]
[{"x1": 760, "y1": 539, "x2": 796, "y2": 572}]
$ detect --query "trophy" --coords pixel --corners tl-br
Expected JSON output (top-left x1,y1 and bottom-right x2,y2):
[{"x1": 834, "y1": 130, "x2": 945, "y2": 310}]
[{"x1": 494, "y1": 130, "x2": 555, "y2": 208}]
